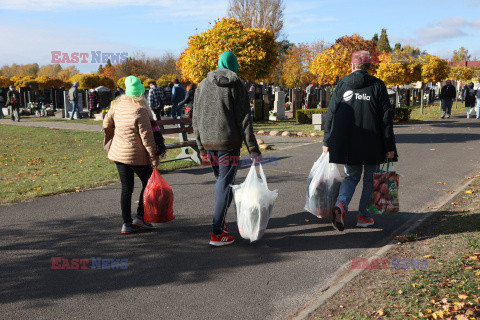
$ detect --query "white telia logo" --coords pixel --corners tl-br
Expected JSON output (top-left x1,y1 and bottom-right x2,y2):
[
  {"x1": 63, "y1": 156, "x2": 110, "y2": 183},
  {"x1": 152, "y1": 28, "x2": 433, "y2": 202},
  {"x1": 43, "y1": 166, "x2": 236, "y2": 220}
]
[
  {"x1": 343, "y1": 90, "x2": 353, "y2": 101},
  {"x1": 355, "y1": 93, "x2": 371, "y2": 101}
]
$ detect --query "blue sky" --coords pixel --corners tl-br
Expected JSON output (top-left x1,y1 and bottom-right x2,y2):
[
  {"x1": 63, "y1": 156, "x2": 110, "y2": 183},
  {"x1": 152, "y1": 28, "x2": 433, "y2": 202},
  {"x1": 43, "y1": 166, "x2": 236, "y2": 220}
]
[{"x1": 0, "y1": 0, "x2": 479, "y2": 73}]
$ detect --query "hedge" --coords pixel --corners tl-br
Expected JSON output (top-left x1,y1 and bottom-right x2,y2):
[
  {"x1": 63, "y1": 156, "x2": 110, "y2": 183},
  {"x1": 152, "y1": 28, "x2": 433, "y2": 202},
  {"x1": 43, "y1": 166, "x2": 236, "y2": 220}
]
[
  {"x1": 394, "y1": 107, "x2": 412, "y2": 122},
  {"x1": 296, "y1": 108, "x2": 328, "y2": 124}
]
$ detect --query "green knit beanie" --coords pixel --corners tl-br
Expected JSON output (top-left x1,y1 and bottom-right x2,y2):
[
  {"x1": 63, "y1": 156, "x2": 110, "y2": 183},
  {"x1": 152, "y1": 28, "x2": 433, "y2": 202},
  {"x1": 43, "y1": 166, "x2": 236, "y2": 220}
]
[
  {"x1": 218, "y1": 51, "x2": 239, "y2": 73},
  {"x1": 125, "y1": 76, "x2": 145, "y2": 97}
]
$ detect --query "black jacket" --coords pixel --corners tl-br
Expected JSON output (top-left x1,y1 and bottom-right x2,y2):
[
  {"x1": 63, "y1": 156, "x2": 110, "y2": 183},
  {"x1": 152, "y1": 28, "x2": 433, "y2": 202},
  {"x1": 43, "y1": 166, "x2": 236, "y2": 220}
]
[
  {"x1": 464, "y1": 83, "x2": 476, "y2": 107},
  {"x1": 177, "y1": 89, "x2": 195, "y2": 109},
  {"x1": 440, "y1": 84, "x2": 456, "y2": 100},
  {"x1": 323, "y1": 70, "x2": 397, "y2": 165}
]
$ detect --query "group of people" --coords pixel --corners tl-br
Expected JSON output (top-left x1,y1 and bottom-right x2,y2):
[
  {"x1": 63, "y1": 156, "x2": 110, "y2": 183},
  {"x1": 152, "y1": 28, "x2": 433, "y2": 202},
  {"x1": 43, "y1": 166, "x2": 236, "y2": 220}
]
[
  {"x1": 102, "y1": 50, "x2": 398, "y2": 247},
  {"x1": 439, "y1": 80, "x2": 480, "y2": 119},
  {"x1": 146, "y1": 79, "x2": 196, "y2": 120}
]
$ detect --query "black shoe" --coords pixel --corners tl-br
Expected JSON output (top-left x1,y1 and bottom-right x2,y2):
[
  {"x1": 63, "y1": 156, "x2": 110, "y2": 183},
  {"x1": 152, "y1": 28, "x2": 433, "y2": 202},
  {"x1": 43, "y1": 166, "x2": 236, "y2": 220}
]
[{"x1": 332, "y1": 203, "x2": 346, "y2": 232}]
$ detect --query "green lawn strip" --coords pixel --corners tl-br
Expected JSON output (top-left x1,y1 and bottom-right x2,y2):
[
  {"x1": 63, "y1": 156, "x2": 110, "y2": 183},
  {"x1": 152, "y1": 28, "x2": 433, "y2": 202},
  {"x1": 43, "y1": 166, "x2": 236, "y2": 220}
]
[
  {"x1": 309, "y1": 176, "x2": 480, "y2": 320},
  {"x1": 408, "y1": 101, "x2": 467, "y2": 122},
  {"x1": 0, "y1": 125, "x2": 196, "y2": 204},
  {"x1": 253, "y1": 120, "x2": 321, "y2": 135}
]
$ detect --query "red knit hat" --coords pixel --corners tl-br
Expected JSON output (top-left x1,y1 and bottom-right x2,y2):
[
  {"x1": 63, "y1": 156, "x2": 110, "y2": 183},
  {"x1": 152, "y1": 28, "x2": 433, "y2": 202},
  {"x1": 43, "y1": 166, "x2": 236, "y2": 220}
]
[{"x1": 352, "y1": 51, "x2": 372, "y2": 64}]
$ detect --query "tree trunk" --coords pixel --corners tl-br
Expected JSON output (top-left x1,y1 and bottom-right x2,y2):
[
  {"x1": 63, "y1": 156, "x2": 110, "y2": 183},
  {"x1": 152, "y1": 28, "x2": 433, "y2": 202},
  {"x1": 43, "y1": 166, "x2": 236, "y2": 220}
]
[{"x1": 420, "y1": 85, "x2": 424, "y2": 115}]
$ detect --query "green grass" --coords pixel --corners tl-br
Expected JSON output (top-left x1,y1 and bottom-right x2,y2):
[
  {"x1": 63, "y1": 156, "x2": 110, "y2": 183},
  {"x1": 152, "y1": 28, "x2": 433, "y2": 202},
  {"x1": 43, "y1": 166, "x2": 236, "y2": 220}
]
[
  {"x1": 253, "y1": 119, "x2": 320, "y2": 135},
  {"x1": 0, "y1": 125, "x2": 197, "y2": 204},
  {"x1": 408, "y1": 100, "x2": 466, "y2": 121}
]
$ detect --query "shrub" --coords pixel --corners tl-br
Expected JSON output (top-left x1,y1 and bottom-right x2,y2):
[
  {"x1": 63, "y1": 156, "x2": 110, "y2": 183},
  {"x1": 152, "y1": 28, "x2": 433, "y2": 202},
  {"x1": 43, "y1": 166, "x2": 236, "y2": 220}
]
[
  {"x1": 394, "y1": 107, "x2": 412, "y2": 122},
  {"x1": 296, "y1": 108, "x2": 328, "y2": 124}
]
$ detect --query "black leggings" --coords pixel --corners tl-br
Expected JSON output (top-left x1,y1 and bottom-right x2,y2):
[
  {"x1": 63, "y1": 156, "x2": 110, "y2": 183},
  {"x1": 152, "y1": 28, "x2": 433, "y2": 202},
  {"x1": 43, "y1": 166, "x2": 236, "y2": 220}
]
[{"x1": 115, "y1": 162, "x2": 153, "y2": 224}]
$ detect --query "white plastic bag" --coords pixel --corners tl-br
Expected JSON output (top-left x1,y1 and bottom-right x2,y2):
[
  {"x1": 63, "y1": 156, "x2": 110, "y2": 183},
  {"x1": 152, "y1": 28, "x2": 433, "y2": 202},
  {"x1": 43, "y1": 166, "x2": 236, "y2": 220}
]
[
  {"x1": 232, "y1": 163, "x2": 278, "y2": 242},
  {"x1": 304, "y1": 152, "x2": 342, "y2": 219}
]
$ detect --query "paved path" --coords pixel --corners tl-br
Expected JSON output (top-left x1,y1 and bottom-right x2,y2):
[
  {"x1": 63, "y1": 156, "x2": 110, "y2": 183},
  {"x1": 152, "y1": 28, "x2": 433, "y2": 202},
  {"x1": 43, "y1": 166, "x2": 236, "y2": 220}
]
[{"x1": 1, "y1": 115, "x2": 480, "y2": 319}]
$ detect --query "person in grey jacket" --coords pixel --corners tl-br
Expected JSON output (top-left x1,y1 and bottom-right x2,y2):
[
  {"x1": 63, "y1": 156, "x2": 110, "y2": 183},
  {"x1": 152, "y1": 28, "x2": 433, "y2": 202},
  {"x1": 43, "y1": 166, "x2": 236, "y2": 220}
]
[
  {"x1": 193, "y1": 51, "x2": 261, "y2": 247},
  {"x1": 68, "y1": 82, "x2": 81, "y2": 120}
]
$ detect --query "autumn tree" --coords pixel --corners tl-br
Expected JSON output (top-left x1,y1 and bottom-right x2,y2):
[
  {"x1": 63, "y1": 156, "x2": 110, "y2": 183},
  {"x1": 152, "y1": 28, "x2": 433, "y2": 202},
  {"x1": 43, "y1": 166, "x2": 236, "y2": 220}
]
[
  {"x1": 103, "y1": 64, "x2": 117, "y2": 81},
  {"x1": 114, "y1": 52, "x2": 181, "y2": 79},
  {"x1": 377, "y1": 28, "x2": 392, "y2": 53},
  {"x1": 416, "y1": 54, "x2": 450, "y2": 113},
  {"x1": 449, "y1": 66, "x2": 473, "y2": 82},
  {"x1": 11, "y1": 76, "x2": 38, "y2": 88},
  {"x1": 177, "y1": 17, "x2": 277, "y2": 84},
  {"x1": 372, "y1": 33, "x2": 378, "y2": 43},
  {"x1": 451, "y1": 46, "x2": 471, "y2": 62},
  {"x1": 98, "y1": 65, "x2": 104, "y2": 74},
  {"x1": 117, "y1": 77, "x2": 127, "y2": 90},
  {"x1": 227, "y1": 0, "x2": 285, "y2": 40},
  {"x1": 394, "y1": 43, "x2": 401, "y2": 51},
  {"x1": 37, "y1": 64, "x2": 63, "y2": 77},
  {"x1": 143, "y1": 78, "x2": 155, "y2": 88},
  {"x1": 35, "y1": 76, "x2": 64, "y2": 89},
  {"x1": 281, "y1": 41, "x2": 327, "y2": 88},
  {"x1": 156, "y1": 74, "x2": 176, "y2": 87},
  {"x1": 402, "y1": 44, "x2": 423, "y2": 56},
  {"x1": 0, "y1": 63, "x2": 39, "y2": 77},
  {"x1": 69, "y1": 74, "x2": 106, "y2": 89},
  {"x1": 310, "y1": 34, "x2": 378, "y2": 85},
  {"x1": 57, "y1": 66, "x2": 79, "y2": 81},
  {"x1": 0, "y1": 76, "x2": 13, "y2": 87}
]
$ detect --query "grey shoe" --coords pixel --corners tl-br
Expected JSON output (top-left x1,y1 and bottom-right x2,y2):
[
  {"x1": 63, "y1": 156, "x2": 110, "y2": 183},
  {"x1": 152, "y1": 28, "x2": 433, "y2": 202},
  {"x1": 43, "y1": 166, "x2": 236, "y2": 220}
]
[
  {"x1": 132, "y1": 215, "x2": 154, "y2": 229},
  {"x1": 121, "y1": 223, "x2": 138, "y2": 234}
]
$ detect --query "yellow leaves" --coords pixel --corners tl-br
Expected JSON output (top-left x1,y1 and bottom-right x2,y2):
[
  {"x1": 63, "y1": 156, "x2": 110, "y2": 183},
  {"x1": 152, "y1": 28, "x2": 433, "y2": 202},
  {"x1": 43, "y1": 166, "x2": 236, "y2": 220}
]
[
  {"x1": 449, "y1": 66, "x2": 473, "y2": 82},
  {"x1": 465, "y1": 190, "x2": 474, "y2": 194},
  {"x1": 458, "y1": 294, "x2": 468, "y2": 300},
  {"x1": 376, "y1": 308, "x2": 385, "y2": 316},
  {"x1": 423, "y1": 254, "x2": 435, "y2": 259},
  {"x1": 178, "y1": 17, "x2": 277, "y2": 83}
]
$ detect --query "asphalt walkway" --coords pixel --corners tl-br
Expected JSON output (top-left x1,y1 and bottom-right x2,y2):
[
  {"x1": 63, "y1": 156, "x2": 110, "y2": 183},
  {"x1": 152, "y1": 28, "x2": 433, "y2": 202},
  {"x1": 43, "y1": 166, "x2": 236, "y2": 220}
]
[{"x1": 1, "y1": 114, "x2": 480, "y2": 319}]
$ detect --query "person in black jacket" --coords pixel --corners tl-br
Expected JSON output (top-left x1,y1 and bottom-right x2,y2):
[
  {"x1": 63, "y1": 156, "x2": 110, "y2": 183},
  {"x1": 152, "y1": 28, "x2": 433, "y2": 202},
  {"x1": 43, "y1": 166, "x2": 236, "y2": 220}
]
[
  {"x1": 464, "y1": 82, "x2": 476, "y2": 118},
  {"x1": 323, "y1": 51, "x2": 397, "y2": 231},
  {"x1": 177, "y1": 83, "x2": 195, "y2": 121},
  {"x1": 439, "y1": 80, "x2": 456, "y2": 119},
  {"x1": 6, "y1": 85, "x2": 21, "y2": 122}
]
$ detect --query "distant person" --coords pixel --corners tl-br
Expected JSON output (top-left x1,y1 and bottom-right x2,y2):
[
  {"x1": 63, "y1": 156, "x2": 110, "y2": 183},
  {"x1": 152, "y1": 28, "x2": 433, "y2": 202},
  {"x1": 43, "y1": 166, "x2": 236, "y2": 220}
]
[
  {"x1": 193, "y1": 51, "x2": 262, "y2": 246},
  {"x1": 305, "y1": 83, "x2": 314, "y2": 108},
  {"x1": 103, "y1": 76, "x2": 160, "y2": 234},
  {"x1": 171, "y1": 79, "x2": 186, "y2": 118},
  {"x1": 439, "y1": 80, "x2": 456, "y2": 119},
  {"x1": 6, "y1": 85, "x2": 20, "y2": 122},
  {"x1": 323, "y1": 51, "x2": 397, "y2": 231},
  {"x1": 461, "y1": 84, "x2": 468, "y2": 103},
  {"x1": 464, "y1": 82, "x2": 476, "y2": 119},
  {"x1": 68, "y1": 82, "x2": 81, "y2": 120},
  {"x1": 177, "y1": 83, "x2": 196, "y2": 121},
  {"x1": 87, "y1": 85, "x2": 100, "y2": 118},
  {"x1": 475, "y1": 83, "x2": 480, "y2": 119},
  {"x1": 147, "y1": 81, "x2": 166, "y2": 120},
  {"x1": 164, "y1": 82, "x2": 173, "y2": 106},
  {"x1": 114, "y1": 87, "x2": 124, "y2": 98},
  {"x1": 0, "y1": 89, "x2": 5, "y2": 119}
]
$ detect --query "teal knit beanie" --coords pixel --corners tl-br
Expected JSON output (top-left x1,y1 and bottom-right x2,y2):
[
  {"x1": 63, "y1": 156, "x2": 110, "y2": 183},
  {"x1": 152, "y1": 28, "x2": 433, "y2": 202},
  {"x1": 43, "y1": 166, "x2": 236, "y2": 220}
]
[
  {"x1": 125, "y1": 76, "x2": 145, "y2": 97},
  {"x1": 218, "y1": 51, "x2": 239, "y2": 73}
]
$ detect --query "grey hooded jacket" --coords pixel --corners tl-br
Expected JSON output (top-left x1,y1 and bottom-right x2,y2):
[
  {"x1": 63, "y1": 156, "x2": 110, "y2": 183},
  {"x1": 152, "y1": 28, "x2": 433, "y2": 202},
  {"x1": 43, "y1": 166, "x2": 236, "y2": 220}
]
[{"x1": 193, "y1": 68, "x2": 260, "y2": 156}]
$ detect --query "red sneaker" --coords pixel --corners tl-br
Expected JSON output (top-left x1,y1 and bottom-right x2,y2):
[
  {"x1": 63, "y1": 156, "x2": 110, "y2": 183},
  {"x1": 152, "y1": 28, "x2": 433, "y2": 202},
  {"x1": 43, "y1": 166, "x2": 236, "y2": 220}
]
[
  {"x1": 357, "y1": 216, "x2": 374, "y2": 227},
  {"x1": 209, "y1": 232, "x2": 234, "y2": 247},
  {"x1": 332, "y1": 203, "x2": 346, "y2": 231}
]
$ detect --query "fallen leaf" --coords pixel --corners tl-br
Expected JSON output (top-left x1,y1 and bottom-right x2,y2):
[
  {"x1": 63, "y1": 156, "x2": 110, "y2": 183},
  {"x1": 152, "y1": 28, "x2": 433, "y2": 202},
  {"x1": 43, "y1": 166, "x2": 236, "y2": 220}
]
[
  {"x1": 305, "y1": 219, "x2": 310, "y2": 222},
  {"x1": 437, "y1": 182, "x2": 447, "y2": 185},
  {"x1": 465, "y1": 190, "x2": 474, "y2": 194},
  {"x1": 458, "y1": 294, "x2": 468, "y2": 300},
  {"x1": 376, "y1": 309, "x2": 385, "y2": 316},
  {"x1": 428, "y1": 206, "x2": 438, "y2": 210},
  {"x1": 424, "y1": 254, "x2": 434, "y2": 259},
  {"x1": 429, "y1": 149, "x2": 436, "y2": 151}
]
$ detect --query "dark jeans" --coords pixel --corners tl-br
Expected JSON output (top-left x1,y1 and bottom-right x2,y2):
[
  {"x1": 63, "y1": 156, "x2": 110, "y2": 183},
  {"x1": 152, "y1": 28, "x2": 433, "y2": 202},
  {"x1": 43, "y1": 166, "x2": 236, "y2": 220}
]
[
  {"x1": 441, "y1": 99, "x2": 453, "y2": 116},
  {"x1": 206, "y1": 149, "x2": 240, "y2": 235},
  {"x1": 115, "y1": 162, "x2": 153, "y2": 224},
  {"x1": 152, "y1": 108, "x2": 163, "y2": 120}
]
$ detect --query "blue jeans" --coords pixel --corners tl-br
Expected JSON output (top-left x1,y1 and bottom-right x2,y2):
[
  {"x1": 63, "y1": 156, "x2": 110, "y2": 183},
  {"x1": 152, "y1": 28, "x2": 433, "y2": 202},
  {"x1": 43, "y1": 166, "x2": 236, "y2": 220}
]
[
  {"x1": 69, "y1": 101, "x2": 81, "y2": 119},
  {"x1": 206, "y1": 149, "x2": 240, "y2": 235},
  {"x1": 476, "y1": 98, "x2": 480, "y2": 119},
  {"x1": 171, "y1": 103, "x2": 182, "y2": 118},
  {"x1": 336, "y1": 164, "x2": 379, "y2": 219}
]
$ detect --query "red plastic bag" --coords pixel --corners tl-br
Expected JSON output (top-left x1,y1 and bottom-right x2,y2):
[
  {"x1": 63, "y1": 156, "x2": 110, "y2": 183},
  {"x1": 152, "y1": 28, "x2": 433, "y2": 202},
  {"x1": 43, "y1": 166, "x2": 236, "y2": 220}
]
[
  {"x1": 368, "y1": 159, "x2": 400, "y2": 215},
  {"x1": 143, "y1": 169, "x2": 175, "y2": 223}
]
